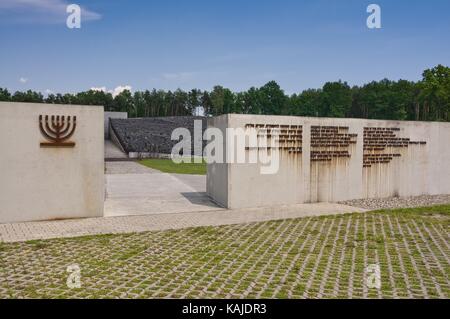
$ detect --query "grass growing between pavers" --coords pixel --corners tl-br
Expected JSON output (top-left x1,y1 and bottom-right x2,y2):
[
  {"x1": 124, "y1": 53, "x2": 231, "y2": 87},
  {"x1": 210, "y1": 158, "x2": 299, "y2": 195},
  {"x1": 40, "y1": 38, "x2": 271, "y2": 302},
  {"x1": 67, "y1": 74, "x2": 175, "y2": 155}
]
[
  {"x1": 0, "y1": 205, "x2": 449, "y2": 299},
  {"x1": 139, "y1": 158, "x2": 206, "y2": 175}
]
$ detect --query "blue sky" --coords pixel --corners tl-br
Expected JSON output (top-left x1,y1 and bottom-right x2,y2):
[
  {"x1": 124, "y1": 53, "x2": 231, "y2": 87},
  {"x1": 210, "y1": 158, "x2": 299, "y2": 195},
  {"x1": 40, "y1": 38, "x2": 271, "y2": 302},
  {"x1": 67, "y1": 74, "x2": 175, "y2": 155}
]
[{"x1": 0, "y1": 0, "x2": 449, "y2": 95}]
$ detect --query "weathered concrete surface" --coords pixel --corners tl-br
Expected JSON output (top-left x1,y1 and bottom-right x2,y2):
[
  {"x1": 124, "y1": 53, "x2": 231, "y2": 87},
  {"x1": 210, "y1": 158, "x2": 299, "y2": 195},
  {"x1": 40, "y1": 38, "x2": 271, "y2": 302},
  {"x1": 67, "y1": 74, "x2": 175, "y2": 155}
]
[
  {"x1": 104, "y1": 111, "x2": 127, "y2": 139},
  {"x1": 173, "y1": 173, "x2": 208, "y2": 191},
  {"x1": 208, "y1": 114, "x2": 450, "y2": 209},
  {"x1": 104, "y1": 140, "x2": 128, "y2": 159},
  {"x1": 0, "y1": 102, "x2": 104, "y2": 223},
  {"x1": 104, "y1": 162, "x2": 219, "y2": 217},
  {"x1": 0, "y1": 202, "x2": 365, "y2": 243},
  {"x1": 206, "y1": 115, "x2": 229, "y2": 208}
]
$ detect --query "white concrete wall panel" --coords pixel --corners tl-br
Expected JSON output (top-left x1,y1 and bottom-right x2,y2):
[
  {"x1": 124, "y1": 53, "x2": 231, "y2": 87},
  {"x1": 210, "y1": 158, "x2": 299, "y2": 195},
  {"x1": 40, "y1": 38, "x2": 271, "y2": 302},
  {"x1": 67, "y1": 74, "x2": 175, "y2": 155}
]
[
  {"x1": 0, "y1": 102, "x2": 104, "y2": 223},
  {"x1": 207, "y1": 114, "x2": 450, "y2": 209},
  {"x1": 104, "y1": 111, "x2": 127, "y2": 139},
  {"x1": 206, "y1": 116, "x2": 229, "y2": 207}
]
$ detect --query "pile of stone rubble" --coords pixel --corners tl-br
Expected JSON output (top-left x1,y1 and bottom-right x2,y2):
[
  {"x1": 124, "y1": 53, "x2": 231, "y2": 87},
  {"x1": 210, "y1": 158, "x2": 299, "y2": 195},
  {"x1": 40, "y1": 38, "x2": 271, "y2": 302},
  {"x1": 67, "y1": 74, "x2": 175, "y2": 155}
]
[
  {"x1": 110, "y1": 116, "x2": 207, "y2": 155},
  {"x1": 339, "y1": 194, "x2": 450, "y2": 210}
]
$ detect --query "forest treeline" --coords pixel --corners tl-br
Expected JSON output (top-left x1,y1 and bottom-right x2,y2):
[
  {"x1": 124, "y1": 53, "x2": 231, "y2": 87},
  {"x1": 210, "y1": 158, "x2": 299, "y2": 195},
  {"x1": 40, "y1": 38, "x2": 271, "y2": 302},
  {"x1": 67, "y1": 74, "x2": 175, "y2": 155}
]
[{"x1": 1, "y1": 64, "x2": 449, "y2": 121}]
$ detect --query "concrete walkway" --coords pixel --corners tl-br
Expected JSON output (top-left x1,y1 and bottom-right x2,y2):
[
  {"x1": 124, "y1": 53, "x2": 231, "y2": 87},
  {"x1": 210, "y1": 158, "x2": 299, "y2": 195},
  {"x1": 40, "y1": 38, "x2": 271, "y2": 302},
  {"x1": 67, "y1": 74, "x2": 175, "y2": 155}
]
[
  {"x1": 104, "y1": 162, "x2": 220, "y2": 217},
  {"x1": 0, "y1": 203, "x2": 365, "y2": 243},
  {"x1": 105, "y1": 161, "x2": 158, "y2": 174}
]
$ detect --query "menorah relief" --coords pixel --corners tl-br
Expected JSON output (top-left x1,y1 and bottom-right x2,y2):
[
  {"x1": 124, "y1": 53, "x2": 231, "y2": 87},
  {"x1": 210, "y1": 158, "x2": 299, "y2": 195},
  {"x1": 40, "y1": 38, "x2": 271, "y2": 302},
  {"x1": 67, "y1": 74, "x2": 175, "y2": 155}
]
[{"x1": 39, "y1": 115, "x2": 77, "y2": 147}]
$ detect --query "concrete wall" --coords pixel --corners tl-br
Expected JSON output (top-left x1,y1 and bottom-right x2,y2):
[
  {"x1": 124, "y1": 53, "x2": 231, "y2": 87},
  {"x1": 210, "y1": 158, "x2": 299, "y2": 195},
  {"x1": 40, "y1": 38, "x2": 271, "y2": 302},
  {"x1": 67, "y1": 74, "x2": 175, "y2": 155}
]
[
  {"x1": 0, "y1": 102, "x2": 104, "y2": 223},
  {"x1": 206, "y1": 116, "x2": 229, "y2": 207},
  {"x1": 104, "y1": 111, "x2": 127, "y2": 139},
  {"x1": 109, "y1": 122, "x2": 127, "y2": 154},
  {"x1": 207, "y1": 114, "x2": 450, "y2": 209}
]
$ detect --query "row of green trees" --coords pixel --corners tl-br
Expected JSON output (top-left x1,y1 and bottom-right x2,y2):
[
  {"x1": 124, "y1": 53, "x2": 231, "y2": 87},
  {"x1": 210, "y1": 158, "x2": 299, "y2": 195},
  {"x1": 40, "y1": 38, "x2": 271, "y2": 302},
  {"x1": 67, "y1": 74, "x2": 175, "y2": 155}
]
[{"x1": 1, "y1": 65, "x2": 449, "y2": 121}]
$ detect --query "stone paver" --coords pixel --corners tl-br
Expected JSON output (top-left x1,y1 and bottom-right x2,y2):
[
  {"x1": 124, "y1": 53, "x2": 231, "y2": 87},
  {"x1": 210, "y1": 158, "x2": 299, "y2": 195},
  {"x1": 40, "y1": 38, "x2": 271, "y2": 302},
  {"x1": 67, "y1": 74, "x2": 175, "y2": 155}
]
[
  {"x1": 0, "y1": 207, "x2": 448, "y2": 299},
  {"x1": 0, "y1": 203, "x2": 364, "y2": 243}
]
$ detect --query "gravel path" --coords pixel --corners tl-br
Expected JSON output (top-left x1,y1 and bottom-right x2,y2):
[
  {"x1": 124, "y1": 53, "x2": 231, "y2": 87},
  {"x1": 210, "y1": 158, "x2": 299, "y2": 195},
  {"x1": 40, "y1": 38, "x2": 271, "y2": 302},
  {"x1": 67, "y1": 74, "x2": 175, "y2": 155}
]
[{"x1": 340, "y1": 194, "x2": 450, "y2": 210}]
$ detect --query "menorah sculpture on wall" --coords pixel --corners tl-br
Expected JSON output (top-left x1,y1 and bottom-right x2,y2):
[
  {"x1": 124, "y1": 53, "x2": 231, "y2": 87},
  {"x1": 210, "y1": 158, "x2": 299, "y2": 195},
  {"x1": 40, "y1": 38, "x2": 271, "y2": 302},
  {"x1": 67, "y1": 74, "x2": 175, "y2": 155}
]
[{"x1": 39, "y1": 115, "x2": 77, "y2": 147}]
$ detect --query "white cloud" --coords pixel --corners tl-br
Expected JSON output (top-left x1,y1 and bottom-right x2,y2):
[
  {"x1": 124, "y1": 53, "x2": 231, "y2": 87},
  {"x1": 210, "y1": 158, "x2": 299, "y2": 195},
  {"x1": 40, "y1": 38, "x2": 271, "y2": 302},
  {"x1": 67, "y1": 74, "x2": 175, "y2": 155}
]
[
  {"x1": 90, "y1": 85, "x2": 132, "y2": 98},
  {"x1": 111, "y1": 85, "x2": 132, "y2": 97},
  {"x1": 90, "y1": 86, "x2": 107, "y2": 92},
  {"x1": 0, "y1": 0, "x2": 101, "y2": 24},
  {"x1": 19, "y1": 77, "x2": 28, "y2": 84},
  {"x1": 45, "y1": 89, "x2": 54, "y2": 95}
]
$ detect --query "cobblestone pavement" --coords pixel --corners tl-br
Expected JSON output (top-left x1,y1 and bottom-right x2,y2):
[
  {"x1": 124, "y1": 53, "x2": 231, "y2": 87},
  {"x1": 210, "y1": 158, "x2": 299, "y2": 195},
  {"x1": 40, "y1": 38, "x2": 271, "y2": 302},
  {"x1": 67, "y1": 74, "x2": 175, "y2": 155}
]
[
  {"x1": 340, "y1": 194, "x2": 450, "y2": 210},
  {"x1": 0, "y1": 203, "x2": 363, "y2": 243},
  {"x1": 0, "y1": 206, "x2": 448, "y2": 299}
]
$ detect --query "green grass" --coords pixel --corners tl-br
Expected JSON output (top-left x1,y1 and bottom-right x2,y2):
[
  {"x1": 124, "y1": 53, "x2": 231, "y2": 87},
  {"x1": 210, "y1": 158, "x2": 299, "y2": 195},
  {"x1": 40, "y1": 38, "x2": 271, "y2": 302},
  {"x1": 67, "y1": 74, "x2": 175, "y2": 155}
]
[{"x1": 139, "y1": 158, "x2": 206, "y2": 175}]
